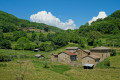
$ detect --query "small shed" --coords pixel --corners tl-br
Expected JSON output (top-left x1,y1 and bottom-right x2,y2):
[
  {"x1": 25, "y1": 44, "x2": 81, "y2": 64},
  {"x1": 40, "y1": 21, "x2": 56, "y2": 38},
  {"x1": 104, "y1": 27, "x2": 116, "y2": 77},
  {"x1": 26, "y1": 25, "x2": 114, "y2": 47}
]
[
  {"x1": 82, "y1": 55, "x2": 100, "y2": 67},
  {"x1": 34, "y1": 49, "x2": 39, "y2": 52},
  {"x1": 58, "y1": 51, "x2": 77, "y2": 64},
  {"x1": 35, "y1": 54, "x2": 44, "y2": 59},
  {"x1": 51, "y1": 54, "x2": 58, "y2": 62}
]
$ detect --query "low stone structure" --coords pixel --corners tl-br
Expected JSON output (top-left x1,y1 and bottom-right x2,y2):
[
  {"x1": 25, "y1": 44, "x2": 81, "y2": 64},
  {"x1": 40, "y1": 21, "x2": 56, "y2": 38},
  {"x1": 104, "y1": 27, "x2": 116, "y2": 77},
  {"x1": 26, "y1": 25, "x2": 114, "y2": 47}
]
[
  {"x1": 51, "y1": 54, "x2": 58, "y2": 62},
  {"x1": 66, "y1": 47, "x2": 90, "y2": 60},
  {"x1": 82, "y1": 55, "x2": 100, "y2": 66},
  {"x1": 51, "y1": 46, "x2": 111, "y2": 67},
  {"x1": 58, "y1": 51, "x2": 77, "y2": 64},
  {"x1": 90, "y1": 47, "x2": 111, "y2": 61},
  {"x1": 75, "y1": 49, "x2": 90, "y2": 60},
  {"x1": 35, "y1": 54, "x2": 44, "y2": 59}
]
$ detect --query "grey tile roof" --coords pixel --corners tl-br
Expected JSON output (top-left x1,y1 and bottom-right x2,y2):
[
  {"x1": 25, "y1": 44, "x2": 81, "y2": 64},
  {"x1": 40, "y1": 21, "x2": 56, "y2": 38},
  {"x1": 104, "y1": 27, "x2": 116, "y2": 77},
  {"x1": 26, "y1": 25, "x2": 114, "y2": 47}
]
[
  {"x1": 90, "y1": 46, "x2": 111, "y2": 50},
  {"x1": 66, "y1": 47, "x2": 79, "y2": 50}
]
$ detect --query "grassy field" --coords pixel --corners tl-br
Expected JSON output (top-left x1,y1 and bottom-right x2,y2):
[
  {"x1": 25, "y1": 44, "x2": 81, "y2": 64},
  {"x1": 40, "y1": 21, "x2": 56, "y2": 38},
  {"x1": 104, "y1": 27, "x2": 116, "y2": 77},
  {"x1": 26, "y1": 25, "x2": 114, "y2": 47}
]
[{"x1": 0, "y1": 46, "x2": 120, "y2": 80}]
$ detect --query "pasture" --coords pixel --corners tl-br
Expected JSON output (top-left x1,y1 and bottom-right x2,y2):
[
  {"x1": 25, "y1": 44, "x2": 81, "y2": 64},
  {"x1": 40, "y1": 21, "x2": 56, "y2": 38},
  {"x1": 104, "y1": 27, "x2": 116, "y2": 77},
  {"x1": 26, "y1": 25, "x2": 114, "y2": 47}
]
[{"x1": 0, "y1": 47, "x2": 120, "y2": 80}]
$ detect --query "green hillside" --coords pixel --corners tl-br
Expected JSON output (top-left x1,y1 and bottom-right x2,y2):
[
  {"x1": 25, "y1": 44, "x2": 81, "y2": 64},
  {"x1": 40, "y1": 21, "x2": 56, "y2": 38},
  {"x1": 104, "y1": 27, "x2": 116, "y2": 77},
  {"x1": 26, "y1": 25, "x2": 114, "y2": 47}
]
[
  {"x1": 79, "y1": 10, "x2": 120, "y2": 34},
  {"x1": 77, "y1": 10, "x2": 120, "y2": 47},
  {"x1": 0, "y1": 9, "x2": 120, "y2": 80},
  {"x1": 0, "y1": 11, "x2": 62, "y2": 32}
]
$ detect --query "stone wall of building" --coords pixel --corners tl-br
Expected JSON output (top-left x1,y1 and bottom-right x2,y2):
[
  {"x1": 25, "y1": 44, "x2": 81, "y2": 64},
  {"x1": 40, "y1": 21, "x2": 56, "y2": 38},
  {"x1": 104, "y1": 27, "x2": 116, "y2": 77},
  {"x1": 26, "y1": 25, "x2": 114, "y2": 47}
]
[
  {"x1": 90, "y1": 52, "x2": 110, "y2": 61},
  {"x1": 76, "y1": 49, "x2": 89, "y2": 60},
  {"x1": 82, "y1": 57, "x2": 99, "y2": 66},
  {"x1": 58, "y1": 53, "x2": 71, "y2": 64},
  {"x1": 51, "y1": 55, "x2": 58, "y2": 62}
]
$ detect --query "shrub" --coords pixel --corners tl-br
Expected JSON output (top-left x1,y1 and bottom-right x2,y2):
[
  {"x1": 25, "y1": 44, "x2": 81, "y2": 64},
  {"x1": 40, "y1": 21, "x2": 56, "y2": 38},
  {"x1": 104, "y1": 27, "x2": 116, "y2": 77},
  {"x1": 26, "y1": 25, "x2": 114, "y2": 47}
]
[
  {"x1": 24, "y1": 44, "x2": 35, "y2": 50},
  {"x1": 0, "y1": 55, "x2": 11, "y2": 62},
  {"x1": 104, "y1": 59, "x2": 110, "y2": 67},
  {"x1": 110, "y1": 49, "x2": 116, "y2": 56},
  {"x1": 43, "y1": 58, "x2": 49, "y2": 68},
  {"x1": 40, "y1": 43, "x2": 55, "y2": 52},
  {"x1": 0, "y1": 63, "x2": 7, "y2": 67},
  {"x1": 96, "y1": 59, "x2": 110, "y2": 68},
  {"x1": 0, "y1": 40, "x2": 11, "y2": 49}
]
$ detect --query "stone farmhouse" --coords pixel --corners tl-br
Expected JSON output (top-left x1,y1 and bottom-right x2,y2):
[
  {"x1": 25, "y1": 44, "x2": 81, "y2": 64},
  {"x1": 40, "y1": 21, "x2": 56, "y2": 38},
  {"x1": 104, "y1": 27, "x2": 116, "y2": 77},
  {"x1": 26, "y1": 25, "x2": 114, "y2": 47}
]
[
  {"x1": 51, "y1": 46, "x2": 111, "y2": 67},
  {"x1": 90, "y1": 47, "x2": 111, "y2": 61},
  {"x1": 66, "y1": 47, "x2": 90, "y2": 60},
  {"x1": 58, "y1": 51, "x2": 77, "y2": 64},
  {"x1": 51, "y1": 51, "x2": 77, "y2": 64}
]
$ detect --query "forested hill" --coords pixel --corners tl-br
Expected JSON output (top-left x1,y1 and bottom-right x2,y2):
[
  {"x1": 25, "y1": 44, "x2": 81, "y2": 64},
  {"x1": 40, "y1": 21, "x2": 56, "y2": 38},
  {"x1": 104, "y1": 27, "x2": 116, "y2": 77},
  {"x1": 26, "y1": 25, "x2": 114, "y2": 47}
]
[
  {"x1": 79, "y1": 10, "x2": 120, "y2": 34},
  {"x1": 0, "y1": 11, "x2": 62, "y2": 33}
]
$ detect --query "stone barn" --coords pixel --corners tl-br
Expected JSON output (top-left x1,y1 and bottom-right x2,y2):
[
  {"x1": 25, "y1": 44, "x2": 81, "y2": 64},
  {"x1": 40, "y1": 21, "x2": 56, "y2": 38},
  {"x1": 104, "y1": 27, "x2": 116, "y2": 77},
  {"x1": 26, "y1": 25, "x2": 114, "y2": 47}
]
[
  {"x1": 90, "y1": 47, "x2": 111, "y2": 61},
  {"x1": 76, "y1": 49, "x2": 90, "y2": 60},
  {"x1": 51, "y1": 54, "x2": 58, "y2": 62},
  {"x1": 58, "y1": 51, "x2": 77, "y2": 64},
  {"x1": 82, "y1": 55, "x2": 100, "y2": 67},
  {"x1": 66, "y1": 47, "x2": 90, "y2": 60}
]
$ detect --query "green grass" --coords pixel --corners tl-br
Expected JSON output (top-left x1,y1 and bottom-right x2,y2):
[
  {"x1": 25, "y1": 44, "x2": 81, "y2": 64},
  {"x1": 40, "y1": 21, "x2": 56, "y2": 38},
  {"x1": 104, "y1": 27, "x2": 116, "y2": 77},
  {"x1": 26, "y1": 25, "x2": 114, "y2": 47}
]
[
  {"x1": 49, "y1": 65, "x2": 71, "y2": 74},
  {"x1": 0, "y1": 47, "x2": 120, "y2": 80}
]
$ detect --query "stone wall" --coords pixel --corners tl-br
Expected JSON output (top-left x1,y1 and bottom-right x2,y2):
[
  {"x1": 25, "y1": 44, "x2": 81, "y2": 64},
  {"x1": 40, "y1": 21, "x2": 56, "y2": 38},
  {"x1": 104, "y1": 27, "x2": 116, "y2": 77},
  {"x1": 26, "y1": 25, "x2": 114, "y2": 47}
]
[
  {"x1": 58, "y1": 53, "x2": 71, "y2": 64},
  {"x1": 90, "y1": 52, "x2": 110, "y2": 61},
  {"x1": 76, "y1": 49, "x2": 89, "y2": 60},
  {"x1": 82, "y1": 57, "x2": 99, "y2": 66},
  {"x1": 51, "y1": 55, "x2": 58, "y2": 62}
]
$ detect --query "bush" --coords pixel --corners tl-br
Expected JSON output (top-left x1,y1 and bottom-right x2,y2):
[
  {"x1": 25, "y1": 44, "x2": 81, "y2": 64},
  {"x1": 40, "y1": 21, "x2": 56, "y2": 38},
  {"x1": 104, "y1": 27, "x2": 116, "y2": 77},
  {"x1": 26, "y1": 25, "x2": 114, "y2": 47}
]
[
  {"x1": 4, "y1": 35, "x2": 15, "y2": 41},
  {"x1": 110, "y1": 49, "x2": 116, "y2": 56},
  {"x1": 96, "y1": 59, "x2": 110, "y2": 68},
  {"x1": 40, "y1": 44, "x2": 50, "y2": 52},
  {"x1": 13, "y1": 45, "x2": 20, "y2": 50},
  {"x1": 0, "y1": 40, "x2": 11, "y2": 49},
  {"x1": 0, "y1": 63, "x2": 7, "y2": 67},
  {"x1": 40, "y1": 43, "x2": 56, "y2": 52},
  {"x1": 104, "y1": 59, "x2": 110, "y2": 67},
  {"x1": 0, "y1": 55, "x2": 11, "y2": 62},
  {"x1": 43, "y1": 59, "x2": 49, "y2": 68},
  {"x1": 24, "y1": 44, "x2": 35, "y2": 50}
]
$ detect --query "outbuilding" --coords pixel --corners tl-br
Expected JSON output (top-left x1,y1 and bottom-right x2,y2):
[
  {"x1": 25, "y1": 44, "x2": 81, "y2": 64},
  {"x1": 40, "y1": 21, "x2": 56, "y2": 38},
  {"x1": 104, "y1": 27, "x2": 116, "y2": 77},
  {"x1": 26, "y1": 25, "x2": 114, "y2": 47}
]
[
  {"x1": 66, "y1": 47, "x2": 90, "y2": 60},
  {"x1": 35, "y1": 54, "x2": 44, "y2": 59},
  {"x1": 90, "y1": 46, "x2": 111, "y2": 61},
  {"x1": 82, "y1": 55, "x2": 100, "y2": 67},
  {"x1": 58, "y1": 51, "x2": 77, "y2": 64},
  {"x1": 34, "y1": 49, "x2": 39, "y2": 52},
  {"x1": 51, "y1": 54, "x2": 58, "y2": 62}
]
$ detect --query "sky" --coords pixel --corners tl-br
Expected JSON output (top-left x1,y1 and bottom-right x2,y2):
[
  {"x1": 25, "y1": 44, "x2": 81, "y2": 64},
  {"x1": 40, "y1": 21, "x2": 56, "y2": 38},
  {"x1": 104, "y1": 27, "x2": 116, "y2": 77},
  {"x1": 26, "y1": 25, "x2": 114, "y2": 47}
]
[{"x1": 0, "y1": 0, "x2": 120, "y2": 29}]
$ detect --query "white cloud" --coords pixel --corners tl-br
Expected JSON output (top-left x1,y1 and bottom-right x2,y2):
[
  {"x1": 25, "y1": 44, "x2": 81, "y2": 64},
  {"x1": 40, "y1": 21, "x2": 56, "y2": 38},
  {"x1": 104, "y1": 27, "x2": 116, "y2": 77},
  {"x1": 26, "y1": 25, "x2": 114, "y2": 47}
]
[
  {"x1": 88, "y1": 11, "x2": 107, "y2": 25},
  {"x1": 30, "y1": 11, "x2": 76, "y2": 30}
]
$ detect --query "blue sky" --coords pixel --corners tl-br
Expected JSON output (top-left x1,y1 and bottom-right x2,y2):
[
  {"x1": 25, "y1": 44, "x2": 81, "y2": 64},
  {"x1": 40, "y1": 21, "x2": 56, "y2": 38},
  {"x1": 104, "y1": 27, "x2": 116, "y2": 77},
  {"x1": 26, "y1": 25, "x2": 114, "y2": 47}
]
[{"x1": 0, "y1": 0, "x2": 120, "y2": 29}]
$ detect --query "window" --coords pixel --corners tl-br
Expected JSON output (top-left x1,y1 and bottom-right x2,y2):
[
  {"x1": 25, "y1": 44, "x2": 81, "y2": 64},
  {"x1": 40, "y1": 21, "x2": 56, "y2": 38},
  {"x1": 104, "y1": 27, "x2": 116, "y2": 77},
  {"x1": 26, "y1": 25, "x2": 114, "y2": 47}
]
[
  {"x1": 95, "y1": 59, "x2": 99, "y2": 62},
  {"x1": 88, "y1": 53, "x2": 90, "y2": 55},
  {"x1": 70, "y1": 56, "x2": 76, "y2": 61}
]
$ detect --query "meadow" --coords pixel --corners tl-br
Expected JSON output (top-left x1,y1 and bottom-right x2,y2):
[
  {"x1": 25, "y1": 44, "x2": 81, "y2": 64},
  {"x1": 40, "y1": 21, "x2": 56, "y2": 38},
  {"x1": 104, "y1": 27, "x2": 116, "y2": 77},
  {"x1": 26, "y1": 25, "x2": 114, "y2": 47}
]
[{"x1": 0, "y1": 46, "x2": 120, "y2": 80}]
